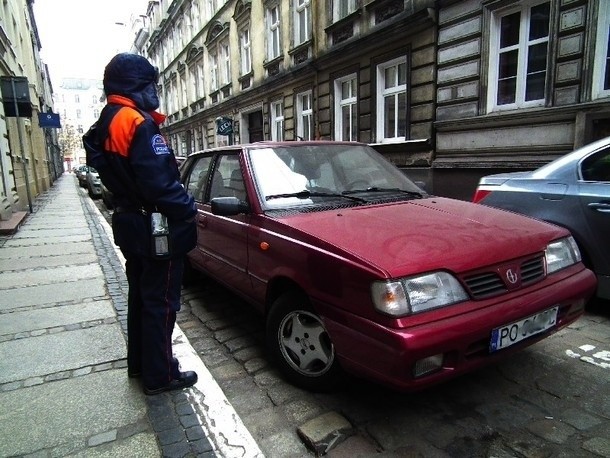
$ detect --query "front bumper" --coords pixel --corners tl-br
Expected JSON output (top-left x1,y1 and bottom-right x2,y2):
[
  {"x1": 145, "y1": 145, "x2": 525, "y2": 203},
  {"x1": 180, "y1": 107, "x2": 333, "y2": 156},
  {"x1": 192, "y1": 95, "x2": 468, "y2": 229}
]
[{"x1": 323, "y1": 266, "x2": 596, "y2": 391}]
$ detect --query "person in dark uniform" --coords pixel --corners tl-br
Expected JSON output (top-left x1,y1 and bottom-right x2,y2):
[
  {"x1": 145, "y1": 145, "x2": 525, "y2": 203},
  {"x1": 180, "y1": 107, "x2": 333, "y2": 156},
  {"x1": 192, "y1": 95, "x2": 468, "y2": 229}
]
[{"x1": 89, "y1": 53, "x2": 198, "y2": 395}]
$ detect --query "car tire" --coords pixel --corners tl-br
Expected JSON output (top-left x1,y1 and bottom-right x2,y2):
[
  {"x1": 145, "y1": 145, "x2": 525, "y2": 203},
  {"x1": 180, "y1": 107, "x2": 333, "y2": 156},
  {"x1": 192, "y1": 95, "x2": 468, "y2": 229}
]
[{"x1": 266, "y1": 291, "x2": 342, "y2": 391}]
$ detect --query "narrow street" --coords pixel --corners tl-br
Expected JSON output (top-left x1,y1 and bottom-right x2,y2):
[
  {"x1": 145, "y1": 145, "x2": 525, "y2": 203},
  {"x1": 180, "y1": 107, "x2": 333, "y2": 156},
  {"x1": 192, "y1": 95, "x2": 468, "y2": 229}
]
[{"x1": 92, "y1": 192, "x2": 610, "y2": 457}]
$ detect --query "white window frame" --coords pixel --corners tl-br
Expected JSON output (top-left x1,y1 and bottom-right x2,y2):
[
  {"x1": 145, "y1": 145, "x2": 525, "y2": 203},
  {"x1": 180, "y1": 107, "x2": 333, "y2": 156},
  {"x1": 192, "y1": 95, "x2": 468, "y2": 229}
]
[
  {"x1": 267, "y1": 5, "x2": 281, "y2": 60},
  {"x1": 333, "y1": 0, "x2": 356, "y2": 22},
  {"x1": 296, "y1": 90, "x2": 313, "y2": 141},
  {"x1": 271, "y1": 100, "x2": 284, "y2": 141},
  {"x1": 209, "y1": 51, "x2": 219, "y2": 92},
  {"x1": 191, "y1": 1, "x2": 201, "y2": 30},
  {"x1": 294, "y1": 0, "x2": 311, "y2": 46},
  {"x1": 375, "y1": 57, "x2": 407, "y2": 143},
  {"x1": 240, "y1": 27, "x2": 252, "y2": 76},
  {"x1": 593, "y1": 0, "x2": 610, "y2": 99},
  {"x1": 334, "y1": 73, "x2": 357, "y2": 141},
  {"x1": 171, "y1": 79, "x2": 179, "y2": 114},
  {"x1": 180, "y1": 72, "x2": 187, "y2": 108},
  {"x1": 487, "y1": 1, "x2": 551, "y2": 112},
  {"x1": 219, "y1": 41, "x2": 231, "y2": 86}
]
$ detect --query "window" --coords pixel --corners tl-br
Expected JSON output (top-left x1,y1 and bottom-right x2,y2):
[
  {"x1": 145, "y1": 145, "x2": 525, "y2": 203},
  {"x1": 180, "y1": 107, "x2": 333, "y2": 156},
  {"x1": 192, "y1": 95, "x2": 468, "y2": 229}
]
[
  {"x1": 376, "y1": 57, "x2": 407, "y2": 142},
  {"x1": 489, "y1": 1, "x2": 550, "y2": 111},
  {"x1": 190, "y1": 60, "x2": 205, "y2": 101},
  {"x1": 296, "y1": 90, "x2": 313, "y2": 140},
  {"x1": 271, "y1": 100, "x2": 284, "y2": 141},
  {"x1": 267, "y1": 5, "x2": 281, "y2": 60},
  {"x1": 334, "y1": 74, "x2": 357, "y2": 141},
  {"x1": 191, "y1": 1, "x2": 201, "y2": 30},
  {"x1": 294, "y1": 0, "x2": 311, "y2": 45},
  {"x1": 593, "y1": 1, "x2": 610, "y2": 99},
  {"x1": 333, "y1": 0, "x2": 356, "y2": 22},
  {"x1": 171, "y1": 79, "x2": 179, "y2": 113},
  {"x1": 581, "y1": 148, "x2": 610, "y2": 182},
  {"x1": 76, "y1": 109, "x2": 82, "y2": 119},
  {"x1": 219, "y1": 41, "x2": 231, "y2": 86},
  {"x1": 186, "y1": 156, "x2": 213, "y2": 202},
  {"x1": 93, "y1": 109, "x2": 100, "y2": 118},
  {"x1": 92, "y1": 95, "x2": 98, "y2": 104},
  {"x1": 240, "y1": 28, "x2": 252, "y2": 75},
  {"x1": 75, "y1": 95, "x2": 80, "y2": 103},
  {"x1": 209, "y1": 52, "x2": 219, "y2": 92},
  {"x1": 180, "y1": 72, "x2": 187, "y2": 107}
]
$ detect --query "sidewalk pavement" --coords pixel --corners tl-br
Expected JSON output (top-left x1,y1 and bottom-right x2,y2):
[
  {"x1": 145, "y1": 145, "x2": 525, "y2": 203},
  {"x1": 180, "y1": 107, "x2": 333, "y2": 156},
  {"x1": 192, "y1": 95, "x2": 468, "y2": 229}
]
[{"x1": 0, "y1": 174, "x2": 263, "y2": 457}]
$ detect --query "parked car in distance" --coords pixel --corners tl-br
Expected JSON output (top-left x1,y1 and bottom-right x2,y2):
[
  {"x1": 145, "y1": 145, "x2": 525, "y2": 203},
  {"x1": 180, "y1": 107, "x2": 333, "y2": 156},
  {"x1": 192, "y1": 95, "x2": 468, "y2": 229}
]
[
  {"x1": 473, "y1": 136, "x2": 610, "y2": 301},
  {"x1": 75, "y1": 165, "x2": 89, "y2": 188},
  {"x1": 101, "y1": 182, "x2": 113, "y2": 209},
  {"x1": 180, "y1": 141, "x2": 596, "y2": 392},
  {"x1": 86, "y1": 167, "x2": 102, "y2": 198}
]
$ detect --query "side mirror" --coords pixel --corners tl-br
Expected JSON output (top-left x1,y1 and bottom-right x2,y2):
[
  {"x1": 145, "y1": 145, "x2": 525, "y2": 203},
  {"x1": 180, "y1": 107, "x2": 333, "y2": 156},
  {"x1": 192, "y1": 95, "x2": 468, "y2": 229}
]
[{"x1": 211, "y1": 196, "x2": 249, "y2": 216}]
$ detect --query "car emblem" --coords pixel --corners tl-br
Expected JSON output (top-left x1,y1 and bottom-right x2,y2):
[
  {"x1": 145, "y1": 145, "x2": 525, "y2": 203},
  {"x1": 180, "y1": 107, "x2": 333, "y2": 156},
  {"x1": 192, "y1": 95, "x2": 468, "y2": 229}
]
[{"x1": 505, "y1": 268, "x2": 519, "y2": 285}]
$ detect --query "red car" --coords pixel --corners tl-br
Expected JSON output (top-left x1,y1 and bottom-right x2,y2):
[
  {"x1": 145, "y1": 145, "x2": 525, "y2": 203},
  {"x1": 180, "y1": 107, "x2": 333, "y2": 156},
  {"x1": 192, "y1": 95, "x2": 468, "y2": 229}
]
[{"x1": 180, "y1": 142, "x2": 596, "y2": 392}]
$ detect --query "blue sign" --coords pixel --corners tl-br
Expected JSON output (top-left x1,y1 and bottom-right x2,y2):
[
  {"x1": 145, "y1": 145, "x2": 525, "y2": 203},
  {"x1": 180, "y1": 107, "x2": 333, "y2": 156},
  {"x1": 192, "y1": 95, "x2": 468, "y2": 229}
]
[{"x1": 38, "y1": 112, "x2": 61, "y2": 128}]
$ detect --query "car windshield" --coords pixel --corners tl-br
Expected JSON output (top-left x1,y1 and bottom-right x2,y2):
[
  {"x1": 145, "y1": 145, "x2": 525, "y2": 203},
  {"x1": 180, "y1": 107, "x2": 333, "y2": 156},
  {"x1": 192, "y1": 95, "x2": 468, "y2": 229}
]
[{"x1": 248, "y1": 143, "x2": 424, "y2": 210}]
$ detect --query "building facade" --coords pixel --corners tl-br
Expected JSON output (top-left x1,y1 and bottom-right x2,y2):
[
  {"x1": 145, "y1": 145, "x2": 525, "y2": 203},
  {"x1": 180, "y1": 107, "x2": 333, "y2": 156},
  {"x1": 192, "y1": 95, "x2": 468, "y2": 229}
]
[
  {"x1": 434, "y1": 0, "x2": 610, "y2": 198},
  {"x1": 0, "y1": 0, "x2": 60, "y2": 218},
  {"x1": 53, "y1": 79, "x2": 105, "y2": 170},
  {"x1": 140, "y1": 0, "x2": 609, "y2": 199}
]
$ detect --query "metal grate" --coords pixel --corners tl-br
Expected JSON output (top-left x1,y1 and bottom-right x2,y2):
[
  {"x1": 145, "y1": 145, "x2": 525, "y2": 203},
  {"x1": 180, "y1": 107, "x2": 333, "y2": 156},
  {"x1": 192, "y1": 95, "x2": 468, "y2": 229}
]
[
  {"x1": 463, "y1": 272, "x2": 507, "y2": 298},
  {"x1": 462, "y1": 255, "x2": 546, "y2": 299},
  {"x1": 520, "y1": 256, "x2": 545, "y2": 284}
]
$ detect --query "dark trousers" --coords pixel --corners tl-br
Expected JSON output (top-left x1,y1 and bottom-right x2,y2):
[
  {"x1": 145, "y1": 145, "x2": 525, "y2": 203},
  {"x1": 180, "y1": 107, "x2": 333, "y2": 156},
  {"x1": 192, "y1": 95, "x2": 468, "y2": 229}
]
[{"x1": 122, "y1": 250, "x2": 184, "y2": 389}]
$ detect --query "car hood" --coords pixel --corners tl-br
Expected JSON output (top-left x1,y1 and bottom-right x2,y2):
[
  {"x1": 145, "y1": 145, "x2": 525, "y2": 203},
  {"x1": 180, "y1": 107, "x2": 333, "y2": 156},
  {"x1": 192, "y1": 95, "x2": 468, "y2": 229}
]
[{"x1": 277, "y1": 197, "x2": 567, "y2": 277}]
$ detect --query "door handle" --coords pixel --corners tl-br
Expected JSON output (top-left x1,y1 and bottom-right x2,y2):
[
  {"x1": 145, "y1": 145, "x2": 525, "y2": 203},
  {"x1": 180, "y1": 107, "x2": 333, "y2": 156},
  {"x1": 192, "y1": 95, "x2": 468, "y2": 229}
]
[
  {"x1": 588, "y1": 202, "x2": 610, "y2": 213},
  {"x1": 197, "y1": 214, "x2": 208, "y2": 227}
]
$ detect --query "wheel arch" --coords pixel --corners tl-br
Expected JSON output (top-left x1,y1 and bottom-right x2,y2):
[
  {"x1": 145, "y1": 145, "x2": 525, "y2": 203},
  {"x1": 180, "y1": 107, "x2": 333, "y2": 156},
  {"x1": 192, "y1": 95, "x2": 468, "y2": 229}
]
[{"x1": 265, "y1": 276, "x2": 307, "y2": 315}]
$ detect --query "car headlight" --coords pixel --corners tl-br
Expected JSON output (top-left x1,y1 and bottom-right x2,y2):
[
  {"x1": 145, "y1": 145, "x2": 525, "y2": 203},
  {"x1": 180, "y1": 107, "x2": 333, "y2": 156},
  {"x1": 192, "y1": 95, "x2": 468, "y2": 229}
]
[
  {"x1": 371, "y1": 272, "x2": 468, "y2": 316},
  {"x1": 545, "y1": 236, "x2": 581, "y2": 274}
]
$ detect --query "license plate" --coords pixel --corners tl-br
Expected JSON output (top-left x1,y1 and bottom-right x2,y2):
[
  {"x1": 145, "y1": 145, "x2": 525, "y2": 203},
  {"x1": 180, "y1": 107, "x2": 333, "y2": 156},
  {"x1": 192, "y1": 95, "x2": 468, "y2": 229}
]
[{"x1": 490, "y1": 306, "x2": 558, "y2": 352}]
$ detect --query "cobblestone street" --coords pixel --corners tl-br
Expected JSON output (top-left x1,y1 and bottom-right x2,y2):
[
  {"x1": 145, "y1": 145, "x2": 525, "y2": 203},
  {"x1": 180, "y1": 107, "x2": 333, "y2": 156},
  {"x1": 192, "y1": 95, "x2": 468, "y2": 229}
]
[
  {"x1": 175, "y1": 277, "x2": 610, "y2": 457},
  {"x1": 92, "y1": 196, "x2": 610, "y2": 457}
]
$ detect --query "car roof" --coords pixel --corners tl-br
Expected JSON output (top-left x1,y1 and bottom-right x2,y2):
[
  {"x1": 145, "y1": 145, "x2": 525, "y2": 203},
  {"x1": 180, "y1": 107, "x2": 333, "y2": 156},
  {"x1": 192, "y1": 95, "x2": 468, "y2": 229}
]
[
  {"x1": 186, "y1": 141, "x2": 368, "y2": 158},
  {"x1": 531, "y1": 135, "x2": 610, "y2": 179}
]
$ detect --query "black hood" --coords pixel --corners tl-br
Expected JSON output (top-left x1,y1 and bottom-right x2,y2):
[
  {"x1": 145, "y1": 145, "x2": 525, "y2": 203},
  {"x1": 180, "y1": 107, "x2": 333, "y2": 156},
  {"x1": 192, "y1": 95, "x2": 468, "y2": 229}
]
[{"x1": 103, "y1": 53, "x2": 160, "y2": 112}]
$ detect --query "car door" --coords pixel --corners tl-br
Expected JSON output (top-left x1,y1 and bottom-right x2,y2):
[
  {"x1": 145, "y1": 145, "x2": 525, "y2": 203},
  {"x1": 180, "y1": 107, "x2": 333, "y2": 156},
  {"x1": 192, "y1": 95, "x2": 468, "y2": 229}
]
[
  {"x1": 198, "y1": 152, "x2": 252, "y2": 296},
  {"x1": 577, "y1": 147, "x2": 610, "y2": 281},
  {"x1": 182, "y1": 154, "x2": 213, "y2": 270}
]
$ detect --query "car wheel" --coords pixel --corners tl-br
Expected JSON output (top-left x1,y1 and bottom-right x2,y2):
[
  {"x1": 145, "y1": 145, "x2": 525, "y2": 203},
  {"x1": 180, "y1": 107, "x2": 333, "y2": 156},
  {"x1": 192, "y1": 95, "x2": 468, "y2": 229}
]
[{"x1": 266, "y1": 291, "x2": 342, "y2": 391}]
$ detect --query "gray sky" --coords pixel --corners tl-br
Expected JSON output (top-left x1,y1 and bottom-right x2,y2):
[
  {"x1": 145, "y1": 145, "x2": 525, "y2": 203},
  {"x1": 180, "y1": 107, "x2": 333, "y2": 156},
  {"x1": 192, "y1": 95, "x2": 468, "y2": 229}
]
[{"x1": 33, "y1": 0, "x2": 149, "y2": 85}]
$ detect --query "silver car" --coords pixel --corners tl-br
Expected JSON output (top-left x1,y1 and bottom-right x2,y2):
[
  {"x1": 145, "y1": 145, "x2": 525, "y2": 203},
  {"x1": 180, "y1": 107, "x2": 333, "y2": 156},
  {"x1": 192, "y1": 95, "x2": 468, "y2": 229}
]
[
  {"x1": 473, "y1": 136, "x2": 610, "y2": 301},
  {"x1": 86, "y1": 167, "x2": 102, "y2": 199}
]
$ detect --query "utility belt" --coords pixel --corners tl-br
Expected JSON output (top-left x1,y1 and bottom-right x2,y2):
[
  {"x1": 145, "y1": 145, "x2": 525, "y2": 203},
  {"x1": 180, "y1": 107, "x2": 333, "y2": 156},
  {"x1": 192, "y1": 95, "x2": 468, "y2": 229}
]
[
  {"x1": 114, "y1": 206, "x2": 149, "y2": 215},
  {"x1": 113, "y1": 206, "x2": 171, "y2": 259}
]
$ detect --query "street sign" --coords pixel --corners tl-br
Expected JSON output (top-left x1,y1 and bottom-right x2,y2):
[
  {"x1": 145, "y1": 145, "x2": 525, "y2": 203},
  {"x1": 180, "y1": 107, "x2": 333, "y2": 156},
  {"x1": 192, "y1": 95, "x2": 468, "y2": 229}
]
[{"x1": 216, "y1": 116, "x2": 233, "y2": 135}]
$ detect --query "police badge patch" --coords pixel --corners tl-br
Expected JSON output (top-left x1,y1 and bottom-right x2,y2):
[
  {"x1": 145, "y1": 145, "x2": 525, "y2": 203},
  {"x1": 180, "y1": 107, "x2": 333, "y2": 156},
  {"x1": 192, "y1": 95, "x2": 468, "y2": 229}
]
[{"x1": 151, "y1": 134, "x2": 170, "y2": 155}]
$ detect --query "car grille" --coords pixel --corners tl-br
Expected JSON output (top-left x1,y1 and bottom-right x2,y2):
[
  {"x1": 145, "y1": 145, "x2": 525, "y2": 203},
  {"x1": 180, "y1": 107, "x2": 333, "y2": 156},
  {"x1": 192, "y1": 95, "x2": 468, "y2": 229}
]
[{"x1": 462, "y1": 255, "x2": 545, "y2": 299}]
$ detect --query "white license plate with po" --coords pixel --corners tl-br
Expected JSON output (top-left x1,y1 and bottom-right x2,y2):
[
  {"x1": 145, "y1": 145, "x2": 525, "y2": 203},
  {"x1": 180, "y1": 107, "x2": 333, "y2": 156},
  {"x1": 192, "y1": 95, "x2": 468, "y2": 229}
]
[{"x1": 490, "y1": 306, "x2": 559, "y2": 352}]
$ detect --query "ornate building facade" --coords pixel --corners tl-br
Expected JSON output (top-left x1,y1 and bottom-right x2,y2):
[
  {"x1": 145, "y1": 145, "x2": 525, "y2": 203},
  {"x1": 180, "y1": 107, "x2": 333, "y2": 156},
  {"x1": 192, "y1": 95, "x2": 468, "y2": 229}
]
[{"x1": 140, "y1": 0, "x2": 609, "y2": 199}]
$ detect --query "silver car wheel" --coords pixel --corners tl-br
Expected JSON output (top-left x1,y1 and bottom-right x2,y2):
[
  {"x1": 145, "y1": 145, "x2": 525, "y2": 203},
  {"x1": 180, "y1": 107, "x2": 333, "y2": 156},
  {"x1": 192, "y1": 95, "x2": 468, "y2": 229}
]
[{"x1": 277, "y1": 310, "x2": 334, "y2": 377}]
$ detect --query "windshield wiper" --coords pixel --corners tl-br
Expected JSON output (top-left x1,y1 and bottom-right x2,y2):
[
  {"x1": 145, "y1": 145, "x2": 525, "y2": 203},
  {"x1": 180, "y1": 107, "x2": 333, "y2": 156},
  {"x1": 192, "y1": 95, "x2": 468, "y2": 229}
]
[
  {"x1": 342, "y1": 187, "x2": 424, "y2": 198},
  {"x1": 266, "y1": 190, "x2": 366, "y2": 203}
]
